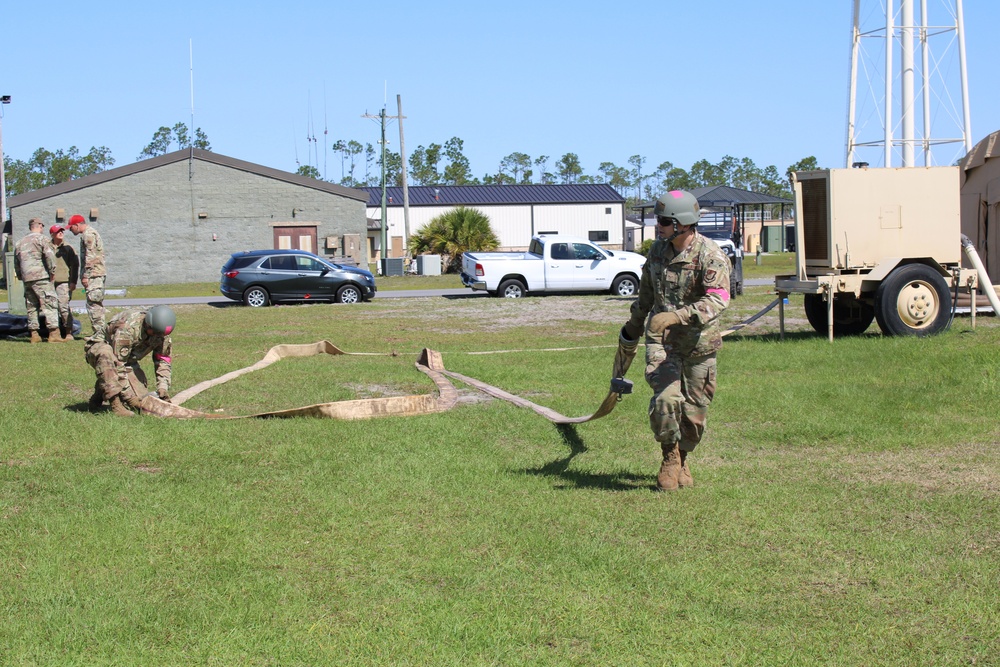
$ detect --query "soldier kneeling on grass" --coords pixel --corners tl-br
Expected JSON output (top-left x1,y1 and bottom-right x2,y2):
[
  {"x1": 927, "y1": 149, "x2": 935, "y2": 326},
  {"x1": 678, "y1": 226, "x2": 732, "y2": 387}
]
[{"x1": 85, "y1": 306, "x2": 175, "y2": 416}]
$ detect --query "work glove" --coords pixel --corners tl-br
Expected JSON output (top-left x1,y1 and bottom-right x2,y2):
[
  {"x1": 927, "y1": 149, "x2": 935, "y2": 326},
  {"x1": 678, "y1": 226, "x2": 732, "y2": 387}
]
[
  {"x1": 649, "y1": 311, "x2": 681, "y2": 343},
  {"x1": 621, "y1": 319, "x2": 644, "y2": 342},
  {"x1": 157, "y1": 389, "x2": 171, "y2": 402}
]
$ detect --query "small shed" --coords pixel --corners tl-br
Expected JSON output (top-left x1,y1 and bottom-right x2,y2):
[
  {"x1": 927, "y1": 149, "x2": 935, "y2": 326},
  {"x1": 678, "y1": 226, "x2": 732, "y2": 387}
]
[{"x1": 959, "y1": 130, "x2": 1000, "y2": 282}]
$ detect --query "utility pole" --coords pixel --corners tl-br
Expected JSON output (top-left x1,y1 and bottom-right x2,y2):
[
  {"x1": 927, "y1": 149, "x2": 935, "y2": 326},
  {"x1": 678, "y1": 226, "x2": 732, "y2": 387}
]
[
  {"x1": 363, "y1": 104, "x2": 406, "y2": 272},
  {"x1": 397, "y1": 94, "x2": 411, "y2": 258},
  {"x1": 0, "y1": 94, "x2": 10, "y2": 250}
]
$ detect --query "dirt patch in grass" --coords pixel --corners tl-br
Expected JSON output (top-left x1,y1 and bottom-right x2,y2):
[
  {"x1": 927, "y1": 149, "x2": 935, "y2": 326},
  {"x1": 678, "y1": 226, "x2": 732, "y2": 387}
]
[
  {"x1": 729, "y1": 442, "x2": 1000, "y2": 496},
  {"x1": 843, "y1": 442, "x2": 1000, "y2": 495}
]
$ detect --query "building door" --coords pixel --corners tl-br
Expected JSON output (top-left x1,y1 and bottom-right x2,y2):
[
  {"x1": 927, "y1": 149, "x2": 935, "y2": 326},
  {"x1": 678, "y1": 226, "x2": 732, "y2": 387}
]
[
  {"x1": 390, "y1": 236, "x2": 403, "y2": 258},
  {"x1": 274, "y1": 226, "x2": 317, "y2": 252}
]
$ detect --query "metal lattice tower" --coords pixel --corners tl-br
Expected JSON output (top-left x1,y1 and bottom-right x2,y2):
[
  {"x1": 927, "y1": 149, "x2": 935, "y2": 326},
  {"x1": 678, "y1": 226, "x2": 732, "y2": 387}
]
[{"x1": 845, "y1": 0, "x2": 971, "y2": 168}]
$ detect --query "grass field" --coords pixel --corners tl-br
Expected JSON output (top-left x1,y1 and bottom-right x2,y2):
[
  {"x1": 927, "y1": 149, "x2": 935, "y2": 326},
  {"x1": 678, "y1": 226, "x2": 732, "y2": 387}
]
[{"x1": 1, "y1": 277, "x2": 998, "y2": 664}]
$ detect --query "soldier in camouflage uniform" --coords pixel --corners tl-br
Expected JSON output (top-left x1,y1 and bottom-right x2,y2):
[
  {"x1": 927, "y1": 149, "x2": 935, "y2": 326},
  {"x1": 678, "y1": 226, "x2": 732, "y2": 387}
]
[
  {"x1": 13, "y1": 218, "x2": 63, "y2": 344},
  {"x1": 621, "y1": 190, "x2": 731, "y2": 491},
  {"x1": 67, "y1": 214, "x2": 106, "y2": 338},
  {"x1": 85, "y1": 306, "x2": 176, "y2": 417},
  {"x1": 49, "y1": 224, "x2": 79, "y2": 340}
]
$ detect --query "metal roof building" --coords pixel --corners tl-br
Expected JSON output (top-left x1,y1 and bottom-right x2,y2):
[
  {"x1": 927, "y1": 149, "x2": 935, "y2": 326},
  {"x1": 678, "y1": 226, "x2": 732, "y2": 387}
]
[{"x1": 360, "y1": 184, "x2": 628, "y2": 256}]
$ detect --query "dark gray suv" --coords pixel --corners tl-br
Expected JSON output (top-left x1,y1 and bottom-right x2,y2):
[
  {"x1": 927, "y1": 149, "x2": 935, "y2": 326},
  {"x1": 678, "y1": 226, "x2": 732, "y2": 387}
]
[{"x1": 220, "y1": 249, "x2": 376, "y2": 307}]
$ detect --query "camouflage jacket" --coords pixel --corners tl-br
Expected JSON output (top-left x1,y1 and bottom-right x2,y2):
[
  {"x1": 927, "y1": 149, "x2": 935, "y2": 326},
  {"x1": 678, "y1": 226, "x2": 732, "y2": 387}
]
[
  {"x1": 103, "y1": 309, "x2": 172, "y2": 392},
  {"x1": 53, "y1": 243, "x2": 79, "y2": 285},
  {"x1": 630, "y1": 232, "x2": 732, "y2": 356},
  {"x1": 80, "y1": 226, "x2": 106, "y2": 278},
  {"x1": 13, "y1": 232, "x2": 56, "y2": 282}
]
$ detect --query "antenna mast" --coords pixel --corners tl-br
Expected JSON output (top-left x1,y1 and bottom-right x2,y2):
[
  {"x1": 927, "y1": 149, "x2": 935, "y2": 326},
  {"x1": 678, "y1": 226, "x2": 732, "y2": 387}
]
[
  {"x1": 845, "y1": 0, "x2": 971, "y2": 168},
  {"x1": 189, "y1": 39, "x2": 195, "y2": 179}
]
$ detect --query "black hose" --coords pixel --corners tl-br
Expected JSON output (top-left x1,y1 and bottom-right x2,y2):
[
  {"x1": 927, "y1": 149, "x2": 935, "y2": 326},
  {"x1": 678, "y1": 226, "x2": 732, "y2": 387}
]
[{"x1": 949, "y1": 268, "x2": 958, "y2": 328}]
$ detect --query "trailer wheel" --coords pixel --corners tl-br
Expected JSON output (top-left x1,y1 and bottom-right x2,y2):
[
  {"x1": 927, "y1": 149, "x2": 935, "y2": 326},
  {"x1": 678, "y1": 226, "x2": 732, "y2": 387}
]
[
  {"x1": 803, "y1": 293, "x2": 875, "y2": 336},
  {"x1": 874, "y1": 264, "x2": 951, "y2": 336},
  {"x1": 611, "y1": 274, "x2": 638, "y2": 297},
  {"x1": 497, "y1": 279, "x2": 527, "y2": 298}
]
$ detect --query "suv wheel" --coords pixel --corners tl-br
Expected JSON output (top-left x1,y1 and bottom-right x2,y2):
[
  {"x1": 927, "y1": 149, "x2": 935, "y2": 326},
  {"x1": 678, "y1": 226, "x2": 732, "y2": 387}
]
[
  {"x1": 244, "y1": 286, "x2": 270, "y2": 308},
  {"x1": 337, "y1": 284, "x2": 362, "y2": 304}
]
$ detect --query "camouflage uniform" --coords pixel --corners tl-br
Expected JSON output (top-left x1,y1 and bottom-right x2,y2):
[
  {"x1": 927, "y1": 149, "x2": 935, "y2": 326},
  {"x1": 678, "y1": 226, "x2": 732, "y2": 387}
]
[
  {"x1": 84, "y1": 308, "x2": 172, "y2": 402},
  {"x1": 52, "y1": 241, "x2": 79, "y2": 338},
  {"x1": 629, "y1": 232, "x2": 731, "y2": 452},
  {"x1": 13, "y1": 230, "x2": 59, "y2": 334},
  {"x1": 79, "y1": 226, "x2": 107, "y2": 337}
]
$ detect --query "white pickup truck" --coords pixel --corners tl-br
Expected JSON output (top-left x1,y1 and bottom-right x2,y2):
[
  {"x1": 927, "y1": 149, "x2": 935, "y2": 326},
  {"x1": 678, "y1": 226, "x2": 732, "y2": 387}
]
[{"x1": 461, "y1": 235, "x2": 647, "y2": 298}]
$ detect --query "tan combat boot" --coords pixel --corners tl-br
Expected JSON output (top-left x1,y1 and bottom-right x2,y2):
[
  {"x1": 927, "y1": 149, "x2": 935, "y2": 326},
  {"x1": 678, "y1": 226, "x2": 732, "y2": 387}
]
[
  {"x1": 678, "y1": 449, "x2": 693, "y2": 488},
  {"x1": 656, "y1": 442, "x2": 681, "y2": 492},
  {"x1": 47, "y1": 331, "x2": 65, "y2": 343},
  {"x1": 29, "y1": 331, "x2": 43, "y2": 344},
  {"x1": 108, "y1": 395, "x2": 135, "y2": 417},
  {"x1": 88, "y1": 381, "x2": 104, "y2": 412}
]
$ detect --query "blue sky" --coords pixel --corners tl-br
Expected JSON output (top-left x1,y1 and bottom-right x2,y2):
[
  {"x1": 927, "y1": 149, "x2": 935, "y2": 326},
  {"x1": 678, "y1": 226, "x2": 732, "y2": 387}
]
[{"x1": 4, "y1": 0, "x2": 999, "y2": 184}]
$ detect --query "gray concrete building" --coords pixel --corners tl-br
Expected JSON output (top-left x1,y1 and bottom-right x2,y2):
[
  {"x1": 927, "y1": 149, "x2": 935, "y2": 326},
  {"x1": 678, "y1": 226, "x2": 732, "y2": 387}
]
[{"x1": 6, "y1": 149, "x2": 369, "y2": 285}]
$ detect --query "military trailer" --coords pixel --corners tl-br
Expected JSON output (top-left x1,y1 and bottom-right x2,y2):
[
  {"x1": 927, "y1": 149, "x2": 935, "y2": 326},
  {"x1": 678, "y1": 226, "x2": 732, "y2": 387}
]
[{"x1": 775, "y1": 166, "x2": 979, "y2": 339}]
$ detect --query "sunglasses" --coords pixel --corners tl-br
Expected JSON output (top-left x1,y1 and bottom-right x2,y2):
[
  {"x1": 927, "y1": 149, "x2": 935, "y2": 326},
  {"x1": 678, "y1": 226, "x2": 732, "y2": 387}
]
[{"x1": 656, "y1": 216, "x2": 675, "y2": 226}]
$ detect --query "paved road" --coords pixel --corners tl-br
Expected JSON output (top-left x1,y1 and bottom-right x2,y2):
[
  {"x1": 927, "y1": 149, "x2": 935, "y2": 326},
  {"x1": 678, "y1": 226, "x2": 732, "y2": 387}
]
[
  {"x1": 1, "y1": 280, "x2": 773, "y2": 310},
  {"x1": 0, "y1": 288, "x2": 485, "y2": 310}
]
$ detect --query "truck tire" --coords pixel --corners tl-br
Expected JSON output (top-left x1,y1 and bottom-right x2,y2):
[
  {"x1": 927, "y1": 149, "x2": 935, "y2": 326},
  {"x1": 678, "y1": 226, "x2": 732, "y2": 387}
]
[
  {"x1": 729, "y1": 273, "x2": 743, "y2": 297},
  {"x1": 730, "y1": 257, "x2": 743, "y2": 296},
  {"x1": 874, "y1": 264, "x2": 951, "y2": 336},
  {"x1": 803, "y1": 293, "x2": 875, "y2": 336},
  {"x1": 611, "y1": 274, "x2": 638, "y2": 297},
  {"x1": 497, "y1": 279, "x2": 527, "y2": 298}
]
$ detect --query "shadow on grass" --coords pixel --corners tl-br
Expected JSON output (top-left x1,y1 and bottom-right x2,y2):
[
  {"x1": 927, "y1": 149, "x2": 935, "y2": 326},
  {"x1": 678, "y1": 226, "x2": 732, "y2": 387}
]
[
  {"x1": 518, "y1": 424, "x2": 654, "y2": 491},
  {"x1": 724, "y1": 330, "x2": 853, "y2": 343}
]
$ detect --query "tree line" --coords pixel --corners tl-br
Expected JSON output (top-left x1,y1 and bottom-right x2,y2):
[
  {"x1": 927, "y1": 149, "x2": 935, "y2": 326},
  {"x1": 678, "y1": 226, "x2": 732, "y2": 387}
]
[
  {"x1": 310, "y1": 135, "x2": 819, "y2": 205},
  {"x1": 2, "y1": 123, "x2": 211, "y2": 199},
  {"x1": 3, "y1": 123, "x2": 818, "y2": 207}
]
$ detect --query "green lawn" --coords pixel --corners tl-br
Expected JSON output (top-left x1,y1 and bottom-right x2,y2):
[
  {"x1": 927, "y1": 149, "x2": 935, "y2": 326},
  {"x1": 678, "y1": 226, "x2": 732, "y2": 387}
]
[{"x1": 1, "y1": 276, "x2": 998, "y2": 664}]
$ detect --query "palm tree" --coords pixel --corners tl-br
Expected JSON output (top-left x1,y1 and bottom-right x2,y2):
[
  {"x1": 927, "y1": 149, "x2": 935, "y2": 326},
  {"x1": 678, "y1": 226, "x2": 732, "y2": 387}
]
[{"x1": 410, "y1": 206, "x2": 499, "y2": 273}]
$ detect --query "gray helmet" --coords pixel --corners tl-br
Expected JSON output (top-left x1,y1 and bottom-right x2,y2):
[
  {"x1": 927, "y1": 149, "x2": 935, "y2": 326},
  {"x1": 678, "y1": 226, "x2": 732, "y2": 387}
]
[
  {"x1": 144, "y1": 306, "x2": 176, "y2": 336},
  {"x1": 653, "y1": 190, "x2": 701, "y2": 226}
]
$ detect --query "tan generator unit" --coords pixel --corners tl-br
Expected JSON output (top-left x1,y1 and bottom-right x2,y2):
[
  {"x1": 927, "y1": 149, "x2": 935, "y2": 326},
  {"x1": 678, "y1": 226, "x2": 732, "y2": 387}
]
[{"x1": 776, "y1": 166, "x2": 977, "y2": 339}]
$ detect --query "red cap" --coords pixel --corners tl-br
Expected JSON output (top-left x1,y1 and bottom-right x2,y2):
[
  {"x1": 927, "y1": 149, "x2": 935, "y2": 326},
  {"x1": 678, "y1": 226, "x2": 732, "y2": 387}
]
[
  {"x1": 49, "y1": 225, "x2": 65, "y2": 235},
  {"x1": 68, "y1": 214, "x2": 86, "y2": 226}
]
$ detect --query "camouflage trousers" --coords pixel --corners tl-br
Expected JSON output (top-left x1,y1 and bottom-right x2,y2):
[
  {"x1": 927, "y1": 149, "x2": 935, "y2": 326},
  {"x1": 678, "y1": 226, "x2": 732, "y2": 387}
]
[
  {"x1": 54, "y1": 282, "x2": 74, "y2": 336},
  {"x1": 84, "y1": 275, "x2": 106, "y2": 337},
  {"x1": 644, "y1": 341, "x2": 718, "y2": 451},
  {"x1": 23, "y1": 279, "x2": 59, "y2": 333},
  {"x1": 84, "y1": 339, "x2": 132, "y2": 401}
]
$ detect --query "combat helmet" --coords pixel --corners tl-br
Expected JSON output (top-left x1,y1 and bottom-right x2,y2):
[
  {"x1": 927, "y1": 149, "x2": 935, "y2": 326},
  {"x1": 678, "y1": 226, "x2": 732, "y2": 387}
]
[
  {"x1": 653, "y1": 190, "x2": 701, "y2": 226},
  {"x1": 144, "y1": 306, "x2": 176, "y2": 336}
]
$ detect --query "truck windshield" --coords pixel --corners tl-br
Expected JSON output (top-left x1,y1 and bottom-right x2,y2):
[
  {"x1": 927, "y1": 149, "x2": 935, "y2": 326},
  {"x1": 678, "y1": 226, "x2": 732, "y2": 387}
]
[{"x1": 528, "y1": 238, "x2": 545, "y2": 256}]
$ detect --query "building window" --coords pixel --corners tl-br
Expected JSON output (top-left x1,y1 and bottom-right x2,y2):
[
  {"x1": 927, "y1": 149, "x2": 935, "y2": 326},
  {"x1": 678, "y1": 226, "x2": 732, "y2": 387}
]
[
  {"x1": 605, "y1": 207, "x2": 612, "y2": 214},
  {"x1": 588, "y1": 230, "x2": 609, "y2": 242},
  {"x1": 538, "y1": 230, "x2": 558, "y2": 235}
]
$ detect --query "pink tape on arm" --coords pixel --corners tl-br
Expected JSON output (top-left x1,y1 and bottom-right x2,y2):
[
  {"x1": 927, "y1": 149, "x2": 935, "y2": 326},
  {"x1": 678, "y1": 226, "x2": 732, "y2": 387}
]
[
  {"x1": 154, "y1": 354, "x2": 171, "y2": 363},
  {"x1": 706, "y1": 287, "x2": 730, "y2": 304}
]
